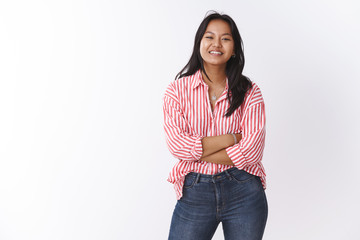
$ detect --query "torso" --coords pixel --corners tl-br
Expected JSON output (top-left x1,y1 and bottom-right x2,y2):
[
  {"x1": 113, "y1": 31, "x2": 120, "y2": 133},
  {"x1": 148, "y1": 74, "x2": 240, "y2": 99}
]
[{"x1": 208, "y1": 85, "x2": 226, "y2": 113}]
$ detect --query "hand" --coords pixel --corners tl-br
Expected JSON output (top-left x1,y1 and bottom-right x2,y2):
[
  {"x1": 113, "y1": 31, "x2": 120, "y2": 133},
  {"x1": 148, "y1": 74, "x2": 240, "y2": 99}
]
[{"x1": 234, "y1": 133, "x2": 242, "y2": 143}]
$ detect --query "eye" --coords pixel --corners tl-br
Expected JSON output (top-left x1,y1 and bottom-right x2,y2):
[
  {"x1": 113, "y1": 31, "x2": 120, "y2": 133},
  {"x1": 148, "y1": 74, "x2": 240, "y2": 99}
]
[
  {"x1": 205, "y1": 36, "x2": 213, "y2": 39},
  {"x1": 222, "y1": 38, "x2": 231, "y2": 41}
]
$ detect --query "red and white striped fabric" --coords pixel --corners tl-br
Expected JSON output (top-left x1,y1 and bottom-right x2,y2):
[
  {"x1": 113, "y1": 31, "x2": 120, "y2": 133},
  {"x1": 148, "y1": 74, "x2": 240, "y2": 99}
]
[{"x1": 163, "y1": 69, "x2": 266, "y2": 200}]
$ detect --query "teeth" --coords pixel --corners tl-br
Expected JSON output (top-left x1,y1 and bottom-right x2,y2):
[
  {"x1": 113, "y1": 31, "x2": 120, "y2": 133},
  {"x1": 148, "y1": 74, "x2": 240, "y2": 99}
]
[{"x1": 210, "y1": 51, "x2": 222, "y2": 55}]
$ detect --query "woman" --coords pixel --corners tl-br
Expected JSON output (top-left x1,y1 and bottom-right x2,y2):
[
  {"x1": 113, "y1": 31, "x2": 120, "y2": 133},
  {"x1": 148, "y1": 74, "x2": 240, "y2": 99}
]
[{"x1": 163, "y1": 12, "x2": 268, "y2": 240}]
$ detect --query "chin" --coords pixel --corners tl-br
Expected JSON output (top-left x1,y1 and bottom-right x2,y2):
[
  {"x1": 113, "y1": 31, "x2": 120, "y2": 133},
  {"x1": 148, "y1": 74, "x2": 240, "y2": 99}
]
[{"x1": 204, "y1": 60, "x2": 227, "y2": 67}]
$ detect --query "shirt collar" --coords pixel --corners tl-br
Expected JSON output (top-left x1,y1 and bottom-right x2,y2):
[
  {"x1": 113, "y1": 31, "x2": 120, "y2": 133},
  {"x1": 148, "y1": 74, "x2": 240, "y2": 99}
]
[
  {"x1": 191, "y1": 69, "x2": 205, "y2": 89},
  {"x1": 192, "y1": 69, "x2": 229, "y2": 92}
]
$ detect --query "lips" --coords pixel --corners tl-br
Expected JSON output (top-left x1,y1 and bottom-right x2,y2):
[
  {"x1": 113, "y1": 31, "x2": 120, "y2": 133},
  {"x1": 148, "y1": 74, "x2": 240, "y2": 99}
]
[{"x1": 209, "y1": 51, "x2": 223, "y2": 55}]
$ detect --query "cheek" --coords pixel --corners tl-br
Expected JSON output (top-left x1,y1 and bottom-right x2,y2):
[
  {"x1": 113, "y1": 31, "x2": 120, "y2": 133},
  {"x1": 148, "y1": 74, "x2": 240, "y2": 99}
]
[
  {"x1": 230, "y1": 44, "x2": 235, "y2": 54},
  {"x1": 199, "y1": 42, "x2": 207, "y2": 56},
  {"x1": 200, "y1": 41, "x2": 206, "y2": 51},
  {"x1": 226, "y1": 43, "x2": 234, "y2": 53}
]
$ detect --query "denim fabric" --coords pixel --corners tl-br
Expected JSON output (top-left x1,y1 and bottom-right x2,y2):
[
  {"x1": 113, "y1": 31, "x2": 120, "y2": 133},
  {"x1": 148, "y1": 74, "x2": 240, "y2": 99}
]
[{"x1": 168, "y1": 167, "x2": 268, "y2": 240}]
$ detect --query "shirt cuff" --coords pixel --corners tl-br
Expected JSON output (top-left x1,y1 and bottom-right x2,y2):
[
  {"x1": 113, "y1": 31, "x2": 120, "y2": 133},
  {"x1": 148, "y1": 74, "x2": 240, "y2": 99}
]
[
  {"x1": 190, "y1": 136, "x2": 203, "y2": 160},
  {"x1": 225, "y1": 144, "x2": 247, "y2": 169}
]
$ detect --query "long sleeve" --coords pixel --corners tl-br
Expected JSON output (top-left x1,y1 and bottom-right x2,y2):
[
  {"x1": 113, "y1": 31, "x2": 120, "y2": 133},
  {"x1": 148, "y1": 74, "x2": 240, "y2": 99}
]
[
  {"x1": 225, "y1": 96, "x2": 266, "y2": 169},
  {"x1": 163, "y1": 84, "x2": 203, "y2": 161}
]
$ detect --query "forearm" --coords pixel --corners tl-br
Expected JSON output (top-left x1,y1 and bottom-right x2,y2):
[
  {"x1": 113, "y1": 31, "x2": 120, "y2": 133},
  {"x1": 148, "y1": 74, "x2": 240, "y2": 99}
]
[
  {"x1": 199, "y1": 149, "x2": 235, "y2": 166},
  {"x1": 201, "y1": 134, "x2": 236, "y2": 158}
]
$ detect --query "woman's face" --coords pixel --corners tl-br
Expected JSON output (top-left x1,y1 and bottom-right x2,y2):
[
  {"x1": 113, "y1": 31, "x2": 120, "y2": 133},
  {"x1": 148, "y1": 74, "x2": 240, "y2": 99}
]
[{"x1": 200, "y1": 19, "x2": 235, "y2": 69}]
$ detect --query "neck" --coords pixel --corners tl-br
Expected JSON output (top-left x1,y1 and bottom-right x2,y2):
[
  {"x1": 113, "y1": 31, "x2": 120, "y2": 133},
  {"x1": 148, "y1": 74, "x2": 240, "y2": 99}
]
[{"x1": 201, "y1": 63, "x2": 227, "y2": 86}]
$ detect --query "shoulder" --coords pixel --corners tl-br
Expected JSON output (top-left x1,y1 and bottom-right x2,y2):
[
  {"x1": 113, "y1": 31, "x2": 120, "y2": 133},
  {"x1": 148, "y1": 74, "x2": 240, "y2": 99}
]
[
  {"x1": 164, "y1": 72, "x2": 197, "y2": 98},
  {"x1": 244, "y1": 81, "x2": 265, "y2": 107}
]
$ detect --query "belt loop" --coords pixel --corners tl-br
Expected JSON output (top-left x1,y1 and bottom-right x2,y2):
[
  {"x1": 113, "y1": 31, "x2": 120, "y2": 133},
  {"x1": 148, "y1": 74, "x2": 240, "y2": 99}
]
[
  {"x1": 225, "y1": 169, "x2": 232, "y2": 180},
  {"x1": 195, "y1": 173, "x2": 201, "y2": 183}
]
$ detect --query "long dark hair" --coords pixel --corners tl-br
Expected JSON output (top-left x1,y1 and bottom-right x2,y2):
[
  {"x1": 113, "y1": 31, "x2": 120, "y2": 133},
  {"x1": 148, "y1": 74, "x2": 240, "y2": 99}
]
[{"x1": 175, "y1": 11, "x2": 253, "y2": 117}]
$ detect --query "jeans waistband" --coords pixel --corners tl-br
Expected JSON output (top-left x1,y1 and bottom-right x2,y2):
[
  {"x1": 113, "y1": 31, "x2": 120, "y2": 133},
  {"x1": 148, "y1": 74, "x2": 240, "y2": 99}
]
[{"x1": 186, "y1": 167, "x2": 240, "y2": 183}]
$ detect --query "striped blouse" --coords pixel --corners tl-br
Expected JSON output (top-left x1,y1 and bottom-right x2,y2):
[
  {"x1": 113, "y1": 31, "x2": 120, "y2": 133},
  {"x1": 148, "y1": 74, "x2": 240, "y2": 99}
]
[{"x1": 162, "y1": 69, "x2": 266, "y2": 200}]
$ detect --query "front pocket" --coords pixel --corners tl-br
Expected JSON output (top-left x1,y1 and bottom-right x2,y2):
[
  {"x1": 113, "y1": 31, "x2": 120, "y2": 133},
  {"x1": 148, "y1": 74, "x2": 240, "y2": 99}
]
[
  {"x1": 230, "y1": 170, "x2": 256, "y2": 184},
  {"x1": 183, "y1": 174, "x2": 197, "y2": 189}
]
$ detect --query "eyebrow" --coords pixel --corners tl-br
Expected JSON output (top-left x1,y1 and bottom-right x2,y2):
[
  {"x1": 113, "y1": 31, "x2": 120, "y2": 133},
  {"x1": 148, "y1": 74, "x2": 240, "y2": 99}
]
[{"x1": 205, "y1": 31, "x2": 232, "y2": 36}]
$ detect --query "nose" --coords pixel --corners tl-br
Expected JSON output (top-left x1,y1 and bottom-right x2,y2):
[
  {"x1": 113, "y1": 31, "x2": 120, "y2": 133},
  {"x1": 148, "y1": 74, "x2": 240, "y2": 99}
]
[{"x1": 213, "y1": 38, "x2": 222, "y2": 47}]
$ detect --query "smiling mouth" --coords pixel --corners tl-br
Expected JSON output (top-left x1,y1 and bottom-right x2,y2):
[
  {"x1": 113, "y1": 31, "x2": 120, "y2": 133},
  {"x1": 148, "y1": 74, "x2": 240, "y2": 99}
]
[{"x1": 209, "y1": 51, "x2": 223, "y2": 55}]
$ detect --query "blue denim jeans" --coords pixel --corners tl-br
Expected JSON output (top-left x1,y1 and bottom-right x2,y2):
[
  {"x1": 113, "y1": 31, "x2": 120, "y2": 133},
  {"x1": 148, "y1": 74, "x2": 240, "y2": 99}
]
[{"x1": 168, "y1": 167, "x2": 268, "y2": 240}]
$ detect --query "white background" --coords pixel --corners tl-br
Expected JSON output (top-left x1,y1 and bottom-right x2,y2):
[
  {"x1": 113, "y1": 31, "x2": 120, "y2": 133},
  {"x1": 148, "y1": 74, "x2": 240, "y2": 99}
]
[{"x1": 1, "y1": 0, "x2": 359, "y2": 239}]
